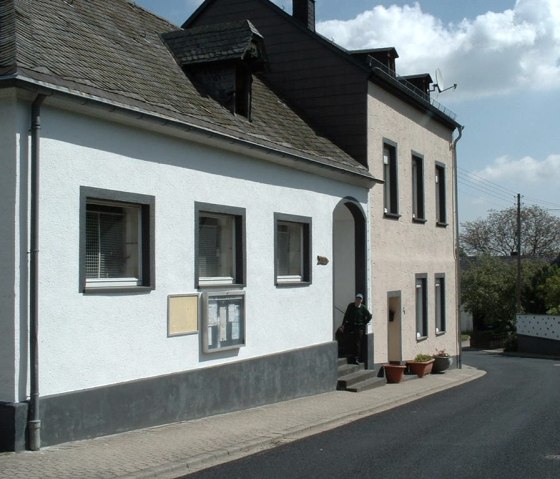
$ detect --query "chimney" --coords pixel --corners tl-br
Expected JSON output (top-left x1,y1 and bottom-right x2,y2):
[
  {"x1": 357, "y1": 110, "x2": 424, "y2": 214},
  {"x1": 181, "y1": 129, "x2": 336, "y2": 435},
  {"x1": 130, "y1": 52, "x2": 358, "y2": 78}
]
[{"x1": 293, "y1": 0, "x2": 315, "y2": 31}]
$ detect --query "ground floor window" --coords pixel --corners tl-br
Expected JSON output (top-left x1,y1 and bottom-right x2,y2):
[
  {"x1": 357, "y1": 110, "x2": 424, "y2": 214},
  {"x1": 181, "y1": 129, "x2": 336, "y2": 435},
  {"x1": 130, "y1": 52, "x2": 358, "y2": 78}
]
[
  {"x1": 416, "y1": 274, "x2": 428, "y2": 338},
  {"x1": 196, "y1": 203, "x2": 245, "y2": 287},
  {"x1": 80, "y1": 187, "x2": 154, "y2": 292},
  {"x1": 435, "y1": 275, "x2": 446, "y2": 333},
  {"x1": 274, "y1": 213, "x2": 311, "y2": 285}
]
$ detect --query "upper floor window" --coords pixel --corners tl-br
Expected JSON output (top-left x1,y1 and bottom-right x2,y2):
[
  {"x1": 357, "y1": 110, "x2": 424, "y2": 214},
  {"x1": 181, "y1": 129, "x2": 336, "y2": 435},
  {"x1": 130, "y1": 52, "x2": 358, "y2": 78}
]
[
  {"x1": 416, "y1": 275, "x2": 428, "y2": 339},
  {"x1": 435, "y1": 275, "x2": 446, "y2": 333},
  {"x1": 196, "y1": 203, "x2": 245, "y2": 287},
  {"x1": 383, "y1": 142, "x2": 399, "y2": 217},
  {"x1": 435, "y1": 164, "x2": 447, "y2": 226},
  {"x1": 81, "y1": 187, "x2": 155, "y2": 292},
  {"x1": 275, "y1": 213, "x2": 311, "y2": 285},
  {"x1": 412, "y1": 154, "x2": 425, "y2": 222}
]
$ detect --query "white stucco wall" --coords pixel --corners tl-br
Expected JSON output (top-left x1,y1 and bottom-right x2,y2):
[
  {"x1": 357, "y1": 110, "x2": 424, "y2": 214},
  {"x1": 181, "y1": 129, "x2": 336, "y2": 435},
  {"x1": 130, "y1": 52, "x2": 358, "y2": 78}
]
[
  {"x1": 367, "y1": 83, "x2": 459, "y2": 363},
  {"x1": 5, "y1": 97, "x2": 368, "y2": 398}
]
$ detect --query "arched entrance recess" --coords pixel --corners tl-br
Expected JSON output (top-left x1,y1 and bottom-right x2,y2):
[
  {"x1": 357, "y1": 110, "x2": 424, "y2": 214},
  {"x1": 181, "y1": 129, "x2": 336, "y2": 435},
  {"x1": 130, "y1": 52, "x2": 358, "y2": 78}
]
[{"x1": 333, "y1": 198, "x2": 368, "y2": 359}]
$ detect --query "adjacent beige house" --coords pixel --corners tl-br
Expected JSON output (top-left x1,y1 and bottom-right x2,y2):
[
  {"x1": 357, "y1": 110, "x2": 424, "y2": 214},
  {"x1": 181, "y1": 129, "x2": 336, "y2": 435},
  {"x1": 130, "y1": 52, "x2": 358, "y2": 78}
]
[{"x1": 368, "y1": 79, "x2": 462, "y2": 364}]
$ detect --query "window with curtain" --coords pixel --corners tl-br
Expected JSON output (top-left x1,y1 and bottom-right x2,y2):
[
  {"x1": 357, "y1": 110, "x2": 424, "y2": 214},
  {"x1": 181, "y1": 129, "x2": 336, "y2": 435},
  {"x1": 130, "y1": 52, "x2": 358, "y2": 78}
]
[{"x1": 81, "y1": 187, "x2": 154, "y2": 292}]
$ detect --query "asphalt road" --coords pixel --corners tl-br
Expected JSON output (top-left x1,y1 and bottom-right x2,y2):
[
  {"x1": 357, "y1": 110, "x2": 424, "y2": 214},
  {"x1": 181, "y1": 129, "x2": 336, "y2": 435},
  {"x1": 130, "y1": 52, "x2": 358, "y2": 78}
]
[{"x1": 183, "y1": 350, "x2": 560, "y2": 479}]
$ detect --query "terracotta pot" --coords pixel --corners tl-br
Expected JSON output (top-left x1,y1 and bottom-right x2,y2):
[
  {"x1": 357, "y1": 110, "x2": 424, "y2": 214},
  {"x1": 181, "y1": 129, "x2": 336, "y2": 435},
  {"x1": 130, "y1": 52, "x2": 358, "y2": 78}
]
[
  {"x1": 384, "y1": 364, "x2": 406, "y2": 383},
  {"x1": 432, "y1": 356, "x2": 453, "y2": 374},
  {"x1": 406, "y1": 359, "x2": 434, "y2": 378}
]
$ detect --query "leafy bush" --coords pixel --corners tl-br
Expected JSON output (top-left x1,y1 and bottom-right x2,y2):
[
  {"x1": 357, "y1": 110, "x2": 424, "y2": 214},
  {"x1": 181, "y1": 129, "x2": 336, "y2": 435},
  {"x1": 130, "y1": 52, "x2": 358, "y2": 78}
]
[{"x1": 414, "y1": 354, "x2": 433, "y2": 362}]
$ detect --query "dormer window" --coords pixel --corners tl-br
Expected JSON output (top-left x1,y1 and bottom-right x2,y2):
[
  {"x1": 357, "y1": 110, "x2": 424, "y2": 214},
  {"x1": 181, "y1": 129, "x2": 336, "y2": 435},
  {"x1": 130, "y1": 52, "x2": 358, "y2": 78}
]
[
  {"x1": 162, "y1": 20, "x2": 267, "y2": 120},
  {"x1": 235, "y1": 65, "x2": 251, "y2": 118}
]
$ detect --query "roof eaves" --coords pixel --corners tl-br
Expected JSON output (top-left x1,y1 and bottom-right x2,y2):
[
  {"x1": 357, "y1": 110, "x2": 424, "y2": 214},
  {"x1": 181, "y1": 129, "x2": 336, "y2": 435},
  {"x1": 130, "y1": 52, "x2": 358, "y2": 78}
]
[
  {"x1": 369, "y1": 68, "x2": 460, "y2": 129},
  {"x1": 5, "y1": 73, "x2": 376, "y2": 187}
]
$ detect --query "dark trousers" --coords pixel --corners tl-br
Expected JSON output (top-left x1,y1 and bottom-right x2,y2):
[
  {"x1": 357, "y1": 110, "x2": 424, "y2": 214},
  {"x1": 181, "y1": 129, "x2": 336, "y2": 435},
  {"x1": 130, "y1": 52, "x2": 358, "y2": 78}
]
[{"x1": 344, "y1": 329, "x2": 364, "y2": 363}]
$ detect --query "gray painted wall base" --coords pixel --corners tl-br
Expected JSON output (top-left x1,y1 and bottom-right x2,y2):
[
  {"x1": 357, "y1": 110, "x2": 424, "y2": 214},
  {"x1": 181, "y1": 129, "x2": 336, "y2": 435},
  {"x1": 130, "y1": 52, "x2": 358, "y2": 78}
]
[
  {"x1": 1, "y1": 342, "x2": 338, "y2": 450},
  {"x1": 0, "y1": 402, "x2": 28, "y2": 452}
]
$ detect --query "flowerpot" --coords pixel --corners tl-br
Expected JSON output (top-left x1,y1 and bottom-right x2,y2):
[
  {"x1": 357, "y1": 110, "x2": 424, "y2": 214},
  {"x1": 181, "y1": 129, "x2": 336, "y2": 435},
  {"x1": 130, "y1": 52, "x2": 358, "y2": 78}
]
[
  {"x1": 432, "y1": 356, "x2": 453, "y2": 374},
  {"x1": 406, "y1": 359, "x2": 434, "y2": 378},
  {"x1": 384, "y1": 364, "x2": 406, "y2": 383}
]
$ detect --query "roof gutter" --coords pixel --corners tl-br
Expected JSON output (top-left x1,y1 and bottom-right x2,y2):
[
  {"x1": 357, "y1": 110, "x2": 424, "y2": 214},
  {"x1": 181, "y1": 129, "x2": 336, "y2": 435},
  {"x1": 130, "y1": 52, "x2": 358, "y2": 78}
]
[
  {"x1": 28, "y1": 93, "x2": 47, "y2": 451},
  {"x1": 452, "y1": 125, "x2": 464, "y2": 369}
]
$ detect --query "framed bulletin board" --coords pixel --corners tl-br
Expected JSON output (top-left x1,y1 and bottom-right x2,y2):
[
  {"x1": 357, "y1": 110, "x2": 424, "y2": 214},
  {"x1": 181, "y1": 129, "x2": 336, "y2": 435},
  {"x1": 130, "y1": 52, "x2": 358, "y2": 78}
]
[
  {"x1": 202, "y1": 291, "x2": 245, "y2": 352},
  {"x1": 167, "y1": 293, "x2": 200, "y2": 337}
]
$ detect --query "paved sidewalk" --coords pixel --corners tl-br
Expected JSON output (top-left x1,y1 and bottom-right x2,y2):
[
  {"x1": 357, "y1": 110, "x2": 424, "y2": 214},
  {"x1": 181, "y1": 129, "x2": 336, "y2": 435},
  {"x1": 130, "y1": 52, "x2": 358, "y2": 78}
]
[{"x1": 0, "y1": 365, "x2": 485, "y2": 479}]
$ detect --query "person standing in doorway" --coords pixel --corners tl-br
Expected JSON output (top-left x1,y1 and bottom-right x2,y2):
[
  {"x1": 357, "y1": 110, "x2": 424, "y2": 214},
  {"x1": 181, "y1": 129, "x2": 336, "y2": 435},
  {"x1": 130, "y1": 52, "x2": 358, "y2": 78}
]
[{"x1": 342, "y1": 293, "x2": 372, "y2": 364}]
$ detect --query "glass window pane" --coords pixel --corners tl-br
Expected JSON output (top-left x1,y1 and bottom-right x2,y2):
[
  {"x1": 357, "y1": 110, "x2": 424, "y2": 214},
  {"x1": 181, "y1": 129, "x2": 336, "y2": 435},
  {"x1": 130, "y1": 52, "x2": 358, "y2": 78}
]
[
  {"x1": 199, "y1": 214, "x2": 234, "y2": 278},
  {"x1": 85, "y1": 204, "x2": 140, "y2": 279},
  {"x1": 277, "y1": 221, "x2": 302, "y2": 276}
]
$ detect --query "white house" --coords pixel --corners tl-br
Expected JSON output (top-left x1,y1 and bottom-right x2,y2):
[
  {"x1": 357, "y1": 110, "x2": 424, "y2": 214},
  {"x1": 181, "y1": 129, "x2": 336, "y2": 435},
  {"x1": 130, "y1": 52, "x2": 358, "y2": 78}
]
[{"x1": 0, "y1": 0, "x2": 375, "y2": 451}]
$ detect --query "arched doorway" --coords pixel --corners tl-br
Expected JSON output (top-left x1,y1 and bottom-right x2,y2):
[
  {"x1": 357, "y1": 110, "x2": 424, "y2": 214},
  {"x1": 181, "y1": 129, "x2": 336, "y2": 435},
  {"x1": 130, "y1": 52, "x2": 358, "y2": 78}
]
[{"x1": 333, "y1": 198, "x2": 368, "y2": 361}]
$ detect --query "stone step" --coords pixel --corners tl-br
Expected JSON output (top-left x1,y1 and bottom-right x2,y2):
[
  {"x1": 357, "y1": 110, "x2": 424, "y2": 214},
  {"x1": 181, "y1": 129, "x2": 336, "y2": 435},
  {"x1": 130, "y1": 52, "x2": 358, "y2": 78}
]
[
  {"x1": 337, "y1": 369, "x2": 378, "y2": 389},
  {"x1": 345, "y1": 377, "x2": 386, "y2": 393},
  {"x1": 337, "y1": 362, "x2": 363, "y2": 377}
]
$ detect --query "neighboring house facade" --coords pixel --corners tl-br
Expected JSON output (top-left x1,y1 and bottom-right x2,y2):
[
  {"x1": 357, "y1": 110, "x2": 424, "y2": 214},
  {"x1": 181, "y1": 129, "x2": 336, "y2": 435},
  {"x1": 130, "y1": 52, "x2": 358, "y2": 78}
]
[
  {"x1": 0, "y1": 0, "x2": 375, "y2": 451},
  {"x1": 185, "y1": 0, "x2": 463, "y2": 366}
]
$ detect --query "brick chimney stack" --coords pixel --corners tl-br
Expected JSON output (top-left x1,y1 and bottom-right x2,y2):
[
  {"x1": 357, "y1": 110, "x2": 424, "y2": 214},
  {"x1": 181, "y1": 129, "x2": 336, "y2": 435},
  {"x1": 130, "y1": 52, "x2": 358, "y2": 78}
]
[{"x1": 293, "y1": 0, "x2": 315, "y2": 32}]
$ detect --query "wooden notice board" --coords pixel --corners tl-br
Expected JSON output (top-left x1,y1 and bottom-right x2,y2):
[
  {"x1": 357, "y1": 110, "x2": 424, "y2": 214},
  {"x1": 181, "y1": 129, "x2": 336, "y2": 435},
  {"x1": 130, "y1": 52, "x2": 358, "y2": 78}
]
[{"x1": 167, "y1": 294, "x2": 199, "y2": 337}]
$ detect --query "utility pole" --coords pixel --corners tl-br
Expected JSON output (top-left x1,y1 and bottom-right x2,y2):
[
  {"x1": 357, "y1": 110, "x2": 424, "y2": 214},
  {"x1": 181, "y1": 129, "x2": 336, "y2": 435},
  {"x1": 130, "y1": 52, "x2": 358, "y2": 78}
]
[{"x1": 515, "y1": 193, "x2": 522, "y2": 313}]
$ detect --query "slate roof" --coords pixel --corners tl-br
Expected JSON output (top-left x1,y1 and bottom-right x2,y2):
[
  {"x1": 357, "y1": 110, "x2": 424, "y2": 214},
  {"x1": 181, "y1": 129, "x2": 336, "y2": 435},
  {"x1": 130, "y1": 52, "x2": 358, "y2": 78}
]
[
  {"x1": 0, "y1": 0, "x2": 374, "y2": 184},
  {"x1": 162, "y1": 20, "x2": 264, "y2": 66}
]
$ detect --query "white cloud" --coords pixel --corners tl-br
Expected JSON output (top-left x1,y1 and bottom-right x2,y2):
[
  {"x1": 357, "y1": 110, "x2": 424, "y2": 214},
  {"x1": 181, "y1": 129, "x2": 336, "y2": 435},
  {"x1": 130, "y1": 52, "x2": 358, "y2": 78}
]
[
  {"x1": 317, "y1": 0, "x2": 560, "y2": 100},
  {"x1": 477, "y1": 154, "x2": 560, "y2": 183}
]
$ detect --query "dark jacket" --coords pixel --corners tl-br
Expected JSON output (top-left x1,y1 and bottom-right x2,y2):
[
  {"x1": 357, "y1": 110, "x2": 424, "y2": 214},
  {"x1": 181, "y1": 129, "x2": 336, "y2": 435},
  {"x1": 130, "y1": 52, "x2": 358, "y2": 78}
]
[{"x1": 342, "y1": 302, "x2": 372, "y2": 331}]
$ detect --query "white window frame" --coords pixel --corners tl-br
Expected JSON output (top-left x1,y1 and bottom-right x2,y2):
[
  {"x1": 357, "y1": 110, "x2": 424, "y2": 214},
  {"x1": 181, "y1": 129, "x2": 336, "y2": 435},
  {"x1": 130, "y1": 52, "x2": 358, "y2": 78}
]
[
  {"x1": 435, "y1": 163, "x2": 447, "y2": 226},
  {"x1": 435, "y1": 274, "x2": 446, "y2": 334},
  {"x1": 416, "y1": 274, "x2": 428, "y2": 339},
  {"x1": 412, "y1": 153, "x2": 425, "y2": 222},
  {"x1": 195, "y1": 203, "x2": 245, "y2": 288},
  {"x1": 80, "y1": 187, "x2": 155, "y2": 293},
  {"x1": 383, "y1": 141, "x2": 399, "y2": 218},
  {"x1": 274, "y1": 213, "x2": 311, "y2": 286}
]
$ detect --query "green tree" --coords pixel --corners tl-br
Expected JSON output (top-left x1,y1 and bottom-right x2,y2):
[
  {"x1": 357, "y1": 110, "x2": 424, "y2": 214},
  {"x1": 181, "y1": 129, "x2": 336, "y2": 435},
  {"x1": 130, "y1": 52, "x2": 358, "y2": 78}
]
[
  {"x1": 537, "y1": 265, "x2": 560, "y2": 315},
  {"x1": 460, "y1": 205, "x2": 560, "y2": 257},
  {"x1": 461, "y1": 256, "x2": 549, "y2": 333}
]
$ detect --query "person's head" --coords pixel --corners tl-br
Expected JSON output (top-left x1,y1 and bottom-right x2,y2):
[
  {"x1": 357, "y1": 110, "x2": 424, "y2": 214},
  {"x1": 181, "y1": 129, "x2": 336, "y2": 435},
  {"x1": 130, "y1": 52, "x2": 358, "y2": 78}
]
[{"x1": 354, "y1": 293, "x2": 363, "y2": 305}]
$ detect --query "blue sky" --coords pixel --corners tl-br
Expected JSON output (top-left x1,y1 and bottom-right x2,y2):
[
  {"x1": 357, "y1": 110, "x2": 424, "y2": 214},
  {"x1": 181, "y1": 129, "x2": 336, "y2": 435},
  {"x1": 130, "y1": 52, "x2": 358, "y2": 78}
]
[{"x1": 135, "y1": 0, "x2": 560, "y2": 224}]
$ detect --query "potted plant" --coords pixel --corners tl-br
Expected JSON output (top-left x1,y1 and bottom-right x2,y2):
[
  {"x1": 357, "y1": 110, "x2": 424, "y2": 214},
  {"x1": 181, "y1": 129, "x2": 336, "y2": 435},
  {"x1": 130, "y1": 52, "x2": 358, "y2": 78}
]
[
  {"x1": 432, "y1": 349, "x2": 453, "y2": 374},
  {"x1": 406, "y1": 354, "x2": 434, "y2": 378},
  {"x1": 383, "y1": 363, "x2": 406, "y2": 383}
]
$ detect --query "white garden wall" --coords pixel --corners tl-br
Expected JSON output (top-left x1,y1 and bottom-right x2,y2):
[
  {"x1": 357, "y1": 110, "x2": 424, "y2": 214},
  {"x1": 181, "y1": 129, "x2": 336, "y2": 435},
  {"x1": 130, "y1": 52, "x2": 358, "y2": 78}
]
[{"x1": 517, "y1": 314, "x2": 560, "y2": 341}]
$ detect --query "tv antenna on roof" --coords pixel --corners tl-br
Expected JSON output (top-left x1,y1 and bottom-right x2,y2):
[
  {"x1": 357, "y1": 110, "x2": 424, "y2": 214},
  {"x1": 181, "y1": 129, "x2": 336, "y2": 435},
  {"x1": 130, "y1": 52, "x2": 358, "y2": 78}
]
[{"x1": 431, "y1": 68, "x2": 457, "y2": 93}]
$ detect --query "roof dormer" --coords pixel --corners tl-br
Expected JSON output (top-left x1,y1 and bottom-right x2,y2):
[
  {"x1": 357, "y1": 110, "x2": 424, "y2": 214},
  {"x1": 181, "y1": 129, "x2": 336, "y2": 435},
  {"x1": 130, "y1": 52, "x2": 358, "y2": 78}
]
[
  {"x1": 399, "y1": 74, "x2": 433, "y2": 100},
  {"x1": 350, "y1": 48, "x2": 399, "y2": 76},
  {"x1": 162, "y1": 20, "x2": 267, "y2": 120}
]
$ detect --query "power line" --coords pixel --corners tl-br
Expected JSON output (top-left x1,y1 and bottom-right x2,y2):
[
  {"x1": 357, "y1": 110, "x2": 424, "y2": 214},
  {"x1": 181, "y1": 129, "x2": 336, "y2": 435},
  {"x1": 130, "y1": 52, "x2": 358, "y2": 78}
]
[
  {"x1": 458, "y1": 167, "x2": 517, "y2": 197},
  {"x1": 457, "y1": 167, "x2": 560, "y2": 211},
  {"x1": 458, "y1": 174, "x2": 513, "y2": 203}
]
